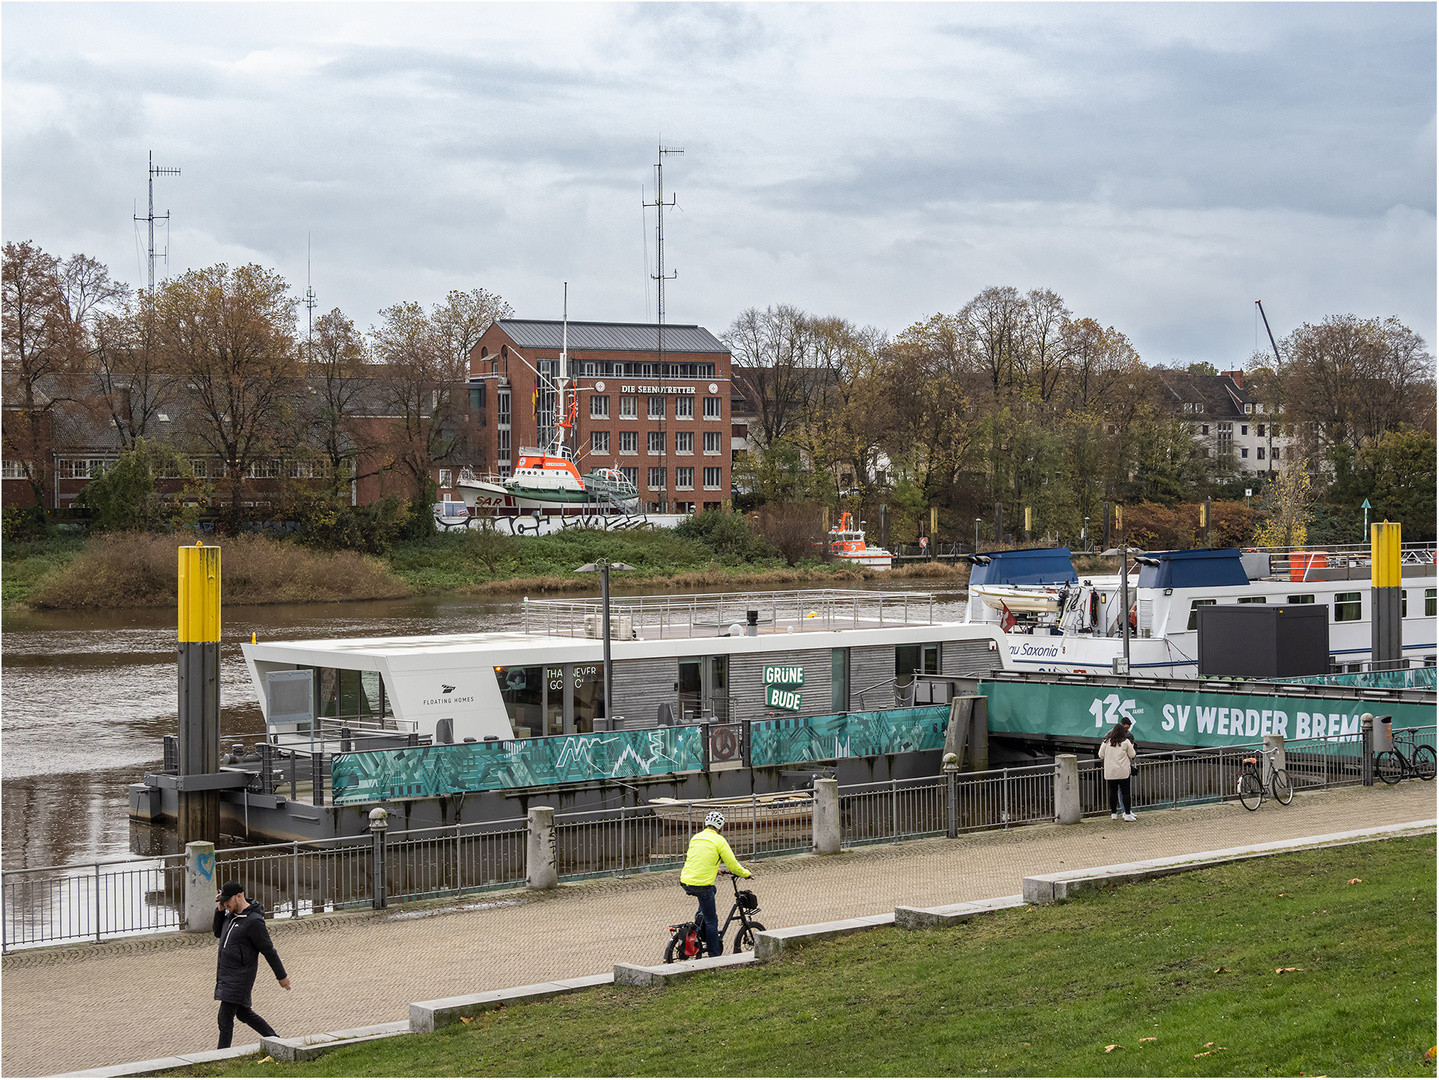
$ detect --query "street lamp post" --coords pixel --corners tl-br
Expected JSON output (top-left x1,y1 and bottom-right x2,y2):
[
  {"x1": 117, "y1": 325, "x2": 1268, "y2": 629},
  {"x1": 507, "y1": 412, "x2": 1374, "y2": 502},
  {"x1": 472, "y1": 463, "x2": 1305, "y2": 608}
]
[{"x1": 575, "y1": 560, "x2": 636, "y2": 731}]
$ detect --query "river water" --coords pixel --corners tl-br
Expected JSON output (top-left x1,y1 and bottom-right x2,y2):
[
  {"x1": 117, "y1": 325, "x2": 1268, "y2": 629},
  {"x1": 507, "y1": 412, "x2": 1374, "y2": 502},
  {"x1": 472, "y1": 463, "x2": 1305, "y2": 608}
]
[{"x1": 1, "y1": 583, "x2": 968, "y2": 871}]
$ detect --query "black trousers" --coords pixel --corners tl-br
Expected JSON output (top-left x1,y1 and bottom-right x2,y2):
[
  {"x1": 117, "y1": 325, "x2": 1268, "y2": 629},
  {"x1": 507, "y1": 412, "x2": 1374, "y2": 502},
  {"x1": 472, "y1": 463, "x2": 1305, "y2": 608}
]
[{"x1": 217, "y1": 1000, "x2": 275, "y2": 1049}]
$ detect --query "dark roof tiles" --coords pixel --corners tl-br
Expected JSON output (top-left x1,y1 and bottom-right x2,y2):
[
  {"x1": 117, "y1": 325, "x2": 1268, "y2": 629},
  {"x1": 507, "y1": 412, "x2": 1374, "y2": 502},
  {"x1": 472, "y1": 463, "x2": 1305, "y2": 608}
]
[{"x1": 497, "y1": 320, "x2": 727, "y2": 355}]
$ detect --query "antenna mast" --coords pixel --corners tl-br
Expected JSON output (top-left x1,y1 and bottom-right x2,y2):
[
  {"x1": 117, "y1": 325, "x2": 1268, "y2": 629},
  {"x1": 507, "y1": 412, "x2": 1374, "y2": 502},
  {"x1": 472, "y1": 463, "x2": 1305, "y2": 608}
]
[
  {"x1": 134, "y1": 151, "x2": 181, "y2": 300},
  {"x1": 304, "y1": 234, "x2": 318, "y2": 357},
  {"x1": 643, "y1": 143, "x2": 682, "y2": 513}
]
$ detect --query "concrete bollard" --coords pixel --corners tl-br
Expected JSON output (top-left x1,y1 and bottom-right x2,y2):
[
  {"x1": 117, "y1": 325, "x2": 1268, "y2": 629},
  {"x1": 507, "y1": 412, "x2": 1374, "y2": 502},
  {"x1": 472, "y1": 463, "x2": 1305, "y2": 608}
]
[
  {"x1": 183, "y1": 840, "x2": 217, "y2": 931},
  {"x1": 1054, "y1": 754, "x2": 1081, "y2": 825},
  {"x1": 1261, "y1": 734, "x2": 1286, "y2": 785},
  {"x1": 812, "y1": 779, "x2": 840, "y2": 854},
  {"x1": 527, "y1": 806, "x2": 557, "y2": 889}
]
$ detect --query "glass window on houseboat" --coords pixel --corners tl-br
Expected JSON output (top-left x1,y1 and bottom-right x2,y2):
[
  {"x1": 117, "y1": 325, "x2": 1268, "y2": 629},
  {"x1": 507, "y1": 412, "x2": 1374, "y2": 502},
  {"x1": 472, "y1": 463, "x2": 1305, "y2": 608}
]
[
  {"x1": 496, "y1": 665, "x2": 543, "y2": 738},
  {"x1": 1237, "y1": 596, "x2": 1267, "y2": 603},
  {"x1": 572, "y1": 664, "x2": 603, "y2": 733},
  {"x1": 1401, "y1": 590, "x2": 1407, "y2": 618},
  {"x1": 1426, "y1": 588, "x2": 1436, "y2": 617},
  {"x1": 895, "y1": 643, "x2": 939, "y2": 689},
  {"x1": 832, "y1": 648, "x2": 849, "y2": 713},
  {"x1": 545, "y1": 667, "x2": 565, "y2": 736},
  {"x1": 1186, "y1": 599, "x2": 1216, "y2": 631},
  {"x1": 315, "y1": 668, "x2": 390, "y2": 725},
  {"x1": 1287, "y1": 594, "x2": 1316, "y2": 605},
  {"x1": 1334, "y1": 592, "x2": 1362, "y2": 622}
]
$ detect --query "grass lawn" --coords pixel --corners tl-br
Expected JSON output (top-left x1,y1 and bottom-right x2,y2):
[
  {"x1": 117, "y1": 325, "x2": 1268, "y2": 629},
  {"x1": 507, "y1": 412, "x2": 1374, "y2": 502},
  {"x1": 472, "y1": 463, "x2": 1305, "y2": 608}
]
[
  {"x1": 170, "y1": 835, "x2": 1436, "y2": 1077},
  {"x1": 0, "y1": 535, "x2": 85, "y2": 608}
]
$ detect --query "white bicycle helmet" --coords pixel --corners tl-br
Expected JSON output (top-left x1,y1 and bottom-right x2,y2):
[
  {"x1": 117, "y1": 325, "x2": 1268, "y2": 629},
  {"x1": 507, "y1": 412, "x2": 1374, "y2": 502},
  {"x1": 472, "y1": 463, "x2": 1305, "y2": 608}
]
[{"x1": 704, "y1": 810, "x2": 726, "y2": 831}]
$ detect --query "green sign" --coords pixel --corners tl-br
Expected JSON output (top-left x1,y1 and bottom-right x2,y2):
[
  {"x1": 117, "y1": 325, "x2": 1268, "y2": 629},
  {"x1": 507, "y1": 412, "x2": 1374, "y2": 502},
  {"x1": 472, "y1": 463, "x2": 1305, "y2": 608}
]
[
  {"x1": 766, "y1": 685, "x2": 803, "y2": 711},
  {"x1": 764, "y1": 665, "x2": 805, "y2": 687},
  {"x1": 331, "y1": 726, "x2": 705, "y2": 805},
  {"x1": 979, "y1": 680, "x2": 1436, "y2": 748}
]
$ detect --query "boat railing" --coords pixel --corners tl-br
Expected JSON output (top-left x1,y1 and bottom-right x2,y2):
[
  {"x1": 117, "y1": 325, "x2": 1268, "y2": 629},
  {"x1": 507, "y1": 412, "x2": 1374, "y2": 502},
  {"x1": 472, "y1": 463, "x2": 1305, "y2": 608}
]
[
  {"x1": 1247, "y1": 541, "x2": 1436, "y2": 579},
  {"x1": 520, "y1": 588, "x2": 940, "y2": 638}
]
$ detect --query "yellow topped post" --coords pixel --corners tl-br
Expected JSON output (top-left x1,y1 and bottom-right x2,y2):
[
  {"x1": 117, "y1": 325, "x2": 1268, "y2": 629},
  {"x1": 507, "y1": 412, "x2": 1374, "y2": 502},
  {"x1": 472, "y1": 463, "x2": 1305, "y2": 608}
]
[
  {"x1": 178, "y1": 542, "x2": 221, "y2": 643},
  {"x1": 1371, "y1": 521, "x2": 1401, "y2": 589}
]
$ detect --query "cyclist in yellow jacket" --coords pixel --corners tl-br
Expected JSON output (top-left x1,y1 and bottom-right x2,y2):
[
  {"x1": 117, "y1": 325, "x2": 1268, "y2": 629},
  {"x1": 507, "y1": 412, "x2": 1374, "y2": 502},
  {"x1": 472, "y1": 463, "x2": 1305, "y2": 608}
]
[{"x1": 680, "y1": 810, "x2": 752, "y2": 956}]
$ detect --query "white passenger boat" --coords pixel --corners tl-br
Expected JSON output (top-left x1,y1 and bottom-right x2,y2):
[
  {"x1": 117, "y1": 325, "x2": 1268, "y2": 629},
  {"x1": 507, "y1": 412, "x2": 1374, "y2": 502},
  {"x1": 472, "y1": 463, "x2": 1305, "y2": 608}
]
[
  {"x1": 244, "y1": 589, "x2": 1010, "y2": 747},
  {"x1": 962, "y1": 545, "x2": 1437, "y2": 678}
]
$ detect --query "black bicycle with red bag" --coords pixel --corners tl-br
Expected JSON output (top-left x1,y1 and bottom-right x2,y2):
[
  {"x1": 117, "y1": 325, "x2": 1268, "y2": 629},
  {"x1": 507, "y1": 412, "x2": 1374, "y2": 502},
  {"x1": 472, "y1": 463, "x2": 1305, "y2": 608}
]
[{"x1": 663, "y1": 870, "x2": 766, "y2": 962}]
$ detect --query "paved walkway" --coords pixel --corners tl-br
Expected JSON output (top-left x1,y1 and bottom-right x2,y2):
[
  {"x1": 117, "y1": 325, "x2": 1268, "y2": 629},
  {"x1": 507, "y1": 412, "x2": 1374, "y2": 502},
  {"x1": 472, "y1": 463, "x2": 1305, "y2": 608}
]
[{"x1": 3, "y1": 781, "x2": 1434, "y2": 1077}]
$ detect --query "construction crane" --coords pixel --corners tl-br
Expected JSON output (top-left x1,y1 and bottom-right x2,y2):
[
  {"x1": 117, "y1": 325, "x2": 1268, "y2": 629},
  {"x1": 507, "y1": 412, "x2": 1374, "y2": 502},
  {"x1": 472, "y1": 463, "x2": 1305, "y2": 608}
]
[{"x1": 1254, "y1": 300, "x2": 1282, "y2": 365}]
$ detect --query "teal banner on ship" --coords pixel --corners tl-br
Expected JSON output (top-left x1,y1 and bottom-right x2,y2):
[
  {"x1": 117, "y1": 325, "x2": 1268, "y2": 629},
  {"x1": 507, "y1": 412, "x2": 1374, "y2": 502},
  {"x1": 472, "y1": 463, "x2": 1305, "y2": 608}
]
[
  {"x1": 1264, "y1": 668, "x2": 1438, "y2": 691},
  {"x1": 331, "y1": 726, "x2": 705, "y2": 805},
  {"x1": 749, "y1": 707, "x2": 950, "y2": 767},
  {"x1": 979, "y1": 680, "x2": 1437, "y2": 747}
]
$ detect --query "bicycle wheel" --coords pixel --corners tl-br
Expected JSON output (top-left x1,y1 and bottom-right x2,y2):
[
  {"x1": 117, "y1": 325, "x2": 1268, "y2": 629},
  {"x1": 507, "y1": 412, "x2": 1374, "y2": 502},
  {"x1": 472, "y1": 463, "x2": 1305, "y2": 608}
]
[
  {"x1": 1270, "y1": 769, "x2": 1294, "y2": 805},
  {"x1": 733, "y1": 920, "x2": 766, "y2": 954},
  {"x1": 1375, "y1": 750, "x2": 1405, "y2": 785},
  {"x1": 1410, "y1": 745, "x2": 1437, "y2": 781},
  {"x1": 1238, "y1": 769, "x2": 1263, "y2": 811}
]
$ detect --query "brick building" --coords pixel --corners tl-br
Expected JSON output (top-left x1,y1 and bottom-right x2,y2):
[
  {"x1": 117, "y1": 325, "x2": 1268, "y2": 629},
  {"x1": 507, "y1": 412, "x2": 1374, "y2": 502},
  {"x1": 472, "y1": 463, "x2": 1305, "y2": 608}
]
[{"x1": 468, "y1": 320, "x2": 733, "y2": 513}]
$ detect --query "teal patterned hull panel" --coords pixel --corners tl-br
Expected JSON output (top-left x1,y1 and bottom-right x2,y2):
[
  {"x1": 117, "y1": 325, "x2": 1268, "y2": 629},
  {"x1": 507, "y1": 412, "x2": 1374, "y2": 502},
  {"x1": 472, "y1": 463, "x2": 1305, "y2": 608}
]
[{"x1": 748, "y1": 707, "x2": 951, "y2": 767}]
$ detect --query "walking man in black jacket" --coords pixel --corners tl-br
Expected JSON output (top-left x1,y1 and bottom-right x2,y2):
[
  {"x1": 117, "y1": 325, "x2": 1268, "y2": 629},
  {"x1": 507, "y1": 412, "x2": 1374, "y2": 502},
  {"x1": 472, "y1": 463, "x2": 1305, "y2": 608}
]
[{"x1": 213, "y1": 881, "x2": 291, "y2": 1049}]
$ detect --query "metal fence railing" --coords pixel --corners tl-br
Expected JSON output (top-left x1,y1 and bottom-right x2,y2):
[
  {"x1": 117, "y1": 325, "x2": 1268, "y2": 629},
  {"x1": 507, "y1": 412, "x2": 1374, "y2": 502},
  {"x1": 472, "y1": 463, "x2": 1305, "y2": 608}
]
[
  {"x1": 9, "y1": 728, "x2": 1433, "y2": 950},
  {"x1": 2, "y1": 855, "x2": 185, "y2": 951}
]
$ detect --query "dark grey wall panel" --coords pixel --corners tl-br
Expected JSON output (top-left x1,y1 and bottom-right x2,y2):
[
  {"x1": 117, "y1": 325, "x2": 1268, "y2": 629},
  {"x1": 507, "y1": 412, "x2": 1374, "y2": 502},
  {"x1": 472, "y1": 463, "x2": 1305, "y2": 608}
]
[
  {"x1": 612, "y1": 657, "x2": 677, "y2": 728},
  {"x1": 944, "y1": 639, "x2": 1000, "y2": 678}
]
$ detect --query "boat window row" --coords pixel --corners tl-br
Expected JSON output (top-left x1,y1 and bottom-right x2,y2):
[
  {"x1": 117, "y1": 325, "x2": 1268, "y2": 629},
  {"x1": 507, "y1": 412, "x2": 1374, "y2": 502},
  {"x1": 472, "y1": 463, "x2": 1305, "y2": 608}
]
[
  {"x1": 1183, "y1": 590, "x2": 1429, "y2": 631},
  {"x1": 314, "y1": 667, "x2": 394, "y2": 725}
]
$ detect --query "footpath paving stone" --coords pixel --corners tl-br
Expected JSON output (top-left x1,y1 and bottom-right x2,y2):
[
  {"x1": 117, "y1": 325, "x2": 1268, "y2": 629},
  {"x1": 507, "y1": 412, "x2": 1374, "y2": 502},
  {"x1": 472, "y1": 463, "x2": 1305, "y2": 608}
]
[{"x1": 2, "y1": 780, "x2": 1432, "y2": 1077}]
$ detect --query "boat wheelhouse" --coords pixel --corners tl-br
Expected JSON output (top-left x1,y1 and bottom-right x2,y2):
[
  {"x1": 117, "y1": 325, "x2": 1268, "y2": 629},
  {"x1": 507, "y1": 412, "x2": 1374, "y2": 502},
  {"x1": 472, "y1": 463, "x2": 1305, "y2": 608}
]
[
  {"x1": 243, "y1": 590, "x2": 1008, "y2": 748},
  {"x1": 963, "y1": 544, "x2": 1437, "y2": 677}
]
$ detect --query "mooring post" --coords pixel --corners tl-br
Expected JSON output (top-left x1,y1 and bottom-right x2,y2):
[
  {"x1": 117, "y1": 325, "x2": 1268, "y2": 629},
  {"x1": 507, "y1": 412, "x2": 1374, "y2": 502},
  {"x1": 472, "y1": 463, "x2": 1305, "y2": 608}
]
[
  {"x1": 1053, "y1": 754, "x2": 1081, "y2": 825},
  {"x1": 1371, "y1": 522, "x2": 1403, "y2": 670},
  {"x1": 183, "y1": 840, "x2": 217, "y2": 931},
  {"x1": 943, "y1": 752, "x2": 960, "y2": 838},
  {"x1": 369, "y1": 807, "x2": 389, "y2": 909},
  {"x1": 812, "y1": 778, "x2": 841, "y2": 854},
  {"x1": 1361, "y1": 713, "x2": 1374, "y2": 786},
  {"x1": 177, "y1": 542, "x2": 222, "y2": 847},
  {"x1": 526, "y1": 806, "x2": 557, "y2": 890}
]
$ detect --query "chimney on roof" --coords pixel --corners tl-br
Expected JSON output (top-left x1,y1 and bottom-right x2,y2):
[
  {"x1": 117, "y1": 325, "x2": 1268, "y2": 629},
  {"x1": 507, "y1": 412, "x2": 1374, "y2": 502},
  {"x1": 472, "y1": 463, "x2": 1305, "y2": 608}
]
[{"x1": 1219, "y1": 370, "x2": 1245, "y2": 389}]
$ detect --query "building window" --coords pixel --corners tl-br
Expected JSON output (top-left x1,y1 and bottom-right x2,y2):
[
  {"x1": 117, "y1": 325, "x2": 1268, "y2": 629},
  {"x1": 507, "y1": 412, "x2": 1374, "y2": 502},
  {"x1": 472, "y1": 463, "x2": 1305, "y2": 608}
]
[
  {"x1": 1244, "y1": 403, "x2": 1253, "y2": 414},
  {"x1": 704, "y1": 501, "x2": 721, "y2": 512},
  {"x1": 648, "y1": 395, "x2": 666, "y2": 420},
  {"x1": 1334, "y1": 592, "x2": 1362, "y2": 622},
  {"x1": 591, "y1": 431, "x2": 610, "y2": 454},
  {"x1": 438, "y1": 468, "x2": 452, "y2": 488},
  {"x1": 1240, "y1": 424, "x2": 1248, "y2": 436},
  {"x1": 1257, "y1": 424, "x2": 1266, "y2": 436},
  {"x1": 648, "y1": 467, "x2": 666, "y2": 490},
  {"x1": 1186, "y1": 599, "x2": 1216, "y2": 631},
  {"x1": 703, "y1": 396, "x2": 722, "y2": 419},
  {"x1": 619, "y1": 466, "x2": 638, "y2": 488},
  {"x1": 619, "y1": 431, "x2": 638, "y2": 455},
  {"x1": 648, "y1": 431, "x2": 666, "y2": 456},
  {"x1": 619, "y1": 396, "x2": 638, "y2": 419},
  {"x1": 675, "y1": 431, "x2": 694, "y2": 454},
  {"x1": 498, "y1": 391, "x2": 511, "y2": 425},
  {"x1": 675, "y1": 396, "x2": 694, "y2": 419},
  {"x1": 676, "y1": 467, "x2": 694, "y2": 490},
  {"x1": 497, "y1": 429, "x2": 511, "y2": 461},
  {"x1": 703, "y1": 466, "x2": 722, "y2": 490},
  {"x1": 590, "y1": 395, "x2": 609, "y2": 419},
  {"x1": 1200, "y1": 424, "x2": 1210, "y2": 436},
  {"x1": 189, "y1": 458, "x2": 210, "y2": 478},
  {"x1": 1240, "y1": 448, "x2": 1249, "y2": 459},
  {"x1": 703, "y1": 432, "x2": 722, "y2": 455},
  {"x1": 1256, "y1": 447, "x2": 1265, "y2": 460},
  {"x1": 2, "y1": 460, "x2": 25, "y2": 480}
]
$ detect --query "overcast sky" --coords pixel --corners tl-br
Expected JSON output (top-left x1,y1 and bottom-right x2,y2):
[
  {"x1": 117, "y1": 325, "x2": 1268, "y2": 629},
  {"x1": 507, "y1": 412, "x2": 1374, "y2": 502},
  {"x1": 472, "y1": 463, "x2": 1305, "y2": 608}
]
[{"x1": 3, "y1": 2, "x2": 1434, "y2": 366}]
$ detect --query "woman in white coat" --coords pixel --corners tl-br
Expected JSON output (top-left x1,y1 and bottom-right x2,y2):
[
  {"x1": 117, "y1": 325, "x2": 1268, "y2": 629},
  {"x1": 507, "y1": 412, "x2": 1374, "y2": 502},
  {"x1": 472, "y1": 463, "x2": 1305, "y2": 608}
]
[{"x1": 1098, "y1": 720, "x2": 1137, "y2": 821}]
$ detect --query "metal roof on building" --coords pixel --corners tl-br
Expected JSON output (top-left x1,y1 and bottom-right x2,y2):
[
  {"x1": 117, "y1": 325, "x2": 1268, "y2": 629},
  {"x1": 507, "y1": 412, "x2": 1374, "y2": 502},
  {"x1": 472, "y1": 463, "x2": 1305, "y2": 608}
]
[{"x1": 497, "y1": 320, "x2": 728, "y2": 355}]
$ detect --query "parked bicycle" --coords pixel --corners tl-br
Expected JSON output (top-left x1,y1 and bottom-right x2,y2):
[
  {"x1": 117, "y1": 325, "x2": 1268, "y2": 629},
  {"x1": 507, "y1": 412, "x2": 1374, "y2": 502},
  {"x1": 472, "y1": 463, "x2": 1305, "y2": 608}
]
[
  {"x1": 664, "y1": 871, "x2": 766, "y2": 962},
  {"x1": 1375, "y1": 721, "x2": 1437, "y2": 784},
  {"x1": 1237, "y1": 745, "x2": 1293, "y2": 811}
]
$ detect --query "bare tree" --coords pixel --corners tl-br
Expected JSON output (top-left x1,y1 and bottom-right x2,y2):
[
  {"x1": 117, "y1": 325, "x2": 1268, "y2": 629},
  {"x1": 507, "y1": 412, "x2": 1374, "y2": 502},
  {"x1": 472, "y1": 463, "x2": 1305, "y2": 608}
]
[
  {"x1": 157, "y1": 264, "x2": 299, "y2": 531},
  {"x1": 304, "y1": 308, "x2": 375, "y2": 497},
  {"x1": 90, "y1": 295, "x2": 176, "y2": 449},
  {"x1": 724, "y1": 304, "x2": 815, "y2": 446}
]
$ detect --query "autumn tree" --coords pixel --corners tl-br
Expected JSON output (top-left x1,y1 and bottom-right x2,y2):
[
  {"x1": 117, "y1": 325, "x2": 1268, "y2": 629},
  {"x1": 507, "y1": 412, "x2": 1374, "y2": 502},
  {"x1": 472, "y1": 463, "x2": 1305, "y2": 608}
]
[
  {"x1": 156, "y1": 264, "x2": 300, "y2": 532},
  {"x1": 724, "y1": 304, "x2": 815, "y2": 447},
  {"x1": 302, "y1": 308, "x2": 375, "y2": 498}
]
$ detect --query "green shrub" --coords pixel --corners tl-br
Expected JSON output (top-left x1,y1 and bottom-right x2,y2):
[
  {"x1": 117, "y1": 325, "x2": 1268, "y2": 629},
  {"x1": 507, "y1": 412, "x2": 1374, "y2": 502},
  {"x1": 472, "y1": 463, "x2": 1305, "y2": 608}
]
[{"x1": 674, "y1": 509, "x2": 780, "y2": 564}]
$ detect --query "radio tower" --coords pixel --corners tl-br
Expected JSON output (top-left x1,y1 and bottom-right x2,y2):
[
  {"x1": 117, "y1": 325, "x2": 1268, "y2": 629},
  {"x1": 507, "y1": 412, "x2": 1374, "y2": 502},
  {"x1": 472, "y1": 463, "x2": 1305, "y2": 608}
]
[
  {"x1": 134, "y1": 151, "x2": 181, "y2": 300},
  {"x1": 643, "y1": 143, "x2": 682, "y2": 513},
  {"x1": 303, "y1": 234, "x2": 318, "y2": 359}
]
